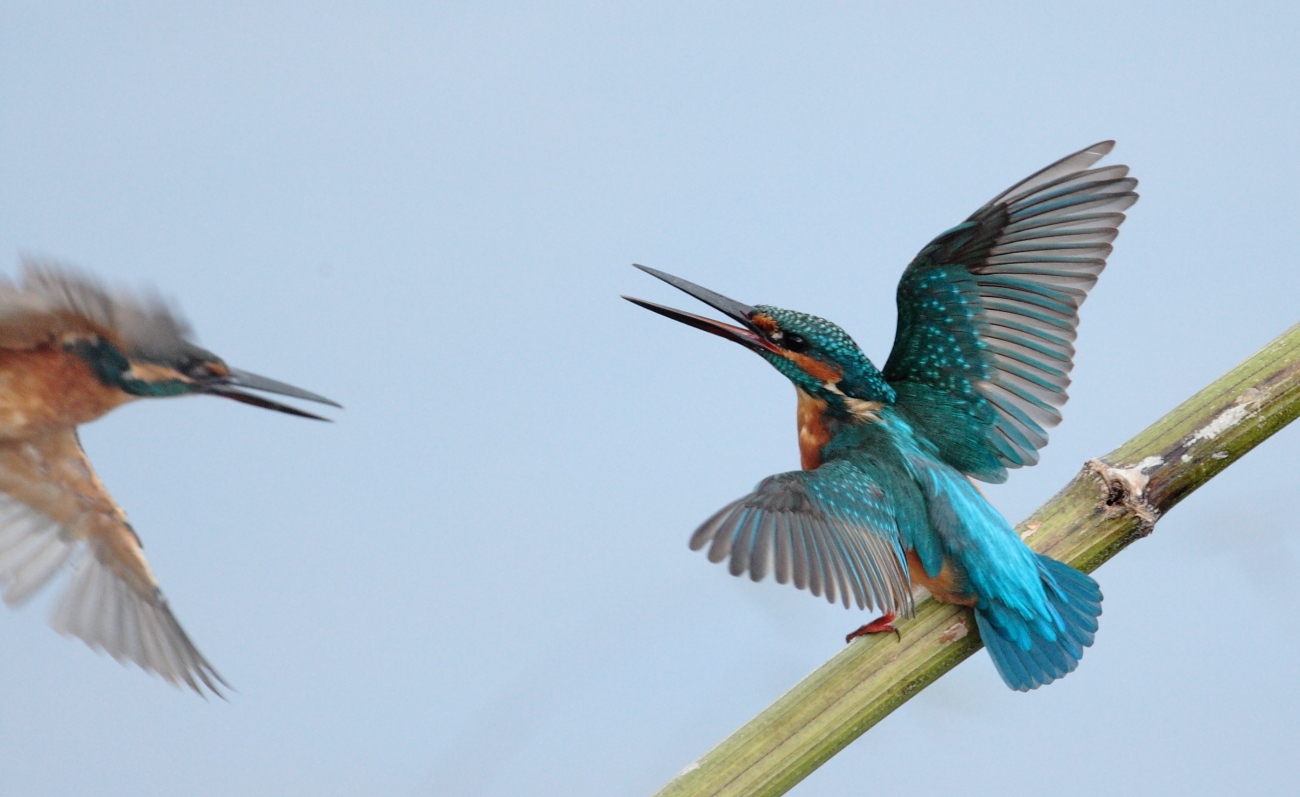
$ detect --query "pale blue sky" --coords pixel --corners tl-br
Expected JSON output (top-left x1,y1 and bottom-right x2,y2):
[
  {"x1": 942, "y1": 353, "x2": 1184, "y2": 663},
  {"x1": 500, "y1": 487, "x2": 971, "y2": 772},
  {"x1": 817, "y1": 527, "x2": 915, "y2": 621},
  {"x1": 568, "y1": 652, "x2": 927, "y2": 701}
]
[{"x1": 2, "y1": 3, "x2": 1298, "y2": 795}]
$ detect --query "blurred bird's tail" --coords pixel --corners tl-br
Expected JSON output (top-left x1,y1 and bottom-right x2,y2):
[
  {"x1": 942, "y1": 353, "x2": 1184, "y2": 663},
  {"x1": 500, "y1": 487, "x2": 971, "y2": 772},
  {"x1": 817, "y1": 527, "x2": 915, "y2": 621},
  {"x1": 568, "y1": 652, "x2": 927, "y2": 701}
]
[{"x1": 975, "y1": 555, "x2": 1102, "y2": 691}]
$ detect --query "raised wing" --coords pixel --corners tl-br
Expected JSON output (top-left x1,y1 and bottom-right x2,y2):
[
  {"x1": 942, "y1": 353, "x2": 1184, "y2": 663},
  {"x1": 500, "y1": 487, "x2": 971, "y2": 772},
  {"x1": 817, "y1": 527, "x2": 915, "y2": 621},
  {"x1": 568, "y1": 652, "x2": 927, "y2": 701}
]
[
  {"x1": 883, "y1": 142, "x2": 1137, "y2": 480},
  {"x1": 0, "y1": 431, "x2": 226, "y2": 697},
  {"x1": 0, "y1": 260, "x2": 191, "y2": 357},
  {"x1": 688, "y1": 460, "x2": 912, "y2": 614}
]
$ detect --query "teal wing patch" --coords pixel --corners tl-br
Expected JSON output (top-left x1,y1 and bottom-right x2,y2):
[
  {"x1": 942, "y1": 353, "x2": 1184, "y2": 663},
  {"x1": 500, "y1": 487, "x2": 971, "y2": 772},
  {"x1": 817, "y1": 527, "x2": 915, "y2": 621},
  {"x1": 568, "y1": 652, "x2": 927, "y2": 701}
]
[
  {"x1": 689, "y1": 460, "x2": 912, "y2": 614},
  {"x1": 883, "y1": 141, "x2": 1137, "y2": 478}
]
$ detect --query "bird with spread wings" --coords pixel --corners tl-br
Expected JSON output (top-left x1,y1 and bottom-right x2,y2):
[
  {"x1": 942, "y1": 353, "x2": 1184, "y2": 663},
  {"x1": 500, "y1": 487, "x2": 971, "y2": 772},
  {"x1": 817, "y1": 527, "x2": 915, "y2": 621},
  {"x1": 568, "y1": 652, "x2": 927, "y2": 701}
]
[{"x1": 0, "y1": 262, "x2": 338, "y2": 696}]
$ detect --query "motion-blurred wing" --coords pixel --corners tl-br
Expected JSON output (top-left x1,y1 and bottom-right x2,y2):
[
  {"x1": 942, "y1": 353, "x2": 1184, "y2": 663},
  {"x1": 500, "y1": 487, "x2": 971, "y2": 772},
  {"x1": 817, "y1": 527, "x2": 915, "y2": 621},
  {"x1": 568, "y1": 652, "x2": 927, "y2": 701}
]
[
  {"x1": 0, "y1": 260, "x2": 191, "y2": 357},
  {"x1": 0, "y1": 431, "x2": 226, "y2": 697},
  {"x1": 689, "y1": 460, "x2": 912, "y2": 614},
  {"x1": 883, "y1": 142, "x2": 1137, "y2": 479}
]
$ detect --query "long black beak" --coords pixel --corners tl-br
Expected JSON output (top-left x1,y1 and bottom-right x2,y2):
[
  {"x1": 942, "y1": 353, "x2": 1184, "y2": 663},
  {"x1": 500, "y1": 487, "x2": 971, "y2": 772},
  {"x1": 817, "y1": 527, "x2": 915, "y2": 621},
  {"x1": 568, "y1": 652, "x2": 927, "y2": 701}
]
[
  {"x1": 622, "y1": 264, "x2": 777, "y2": 354},
  {"x1": 200, "y1": 368, "x2": 341, "y2": 421}
]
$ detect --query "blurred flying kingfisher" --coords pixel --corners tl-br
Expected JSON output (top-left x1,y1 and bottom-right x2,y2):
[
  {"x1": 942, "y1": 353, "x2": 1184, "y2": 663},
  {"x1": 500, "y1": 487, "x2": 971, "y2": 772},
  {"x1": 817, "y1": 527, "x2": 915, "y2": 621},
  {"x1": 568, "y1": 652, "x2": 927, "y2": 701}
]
[
  {"x1": 626, "y1": 142, "x2": 1137, "y2": 690},
  {"x1": 0, "y1": 261, "x2": 338, "y2": 696}
]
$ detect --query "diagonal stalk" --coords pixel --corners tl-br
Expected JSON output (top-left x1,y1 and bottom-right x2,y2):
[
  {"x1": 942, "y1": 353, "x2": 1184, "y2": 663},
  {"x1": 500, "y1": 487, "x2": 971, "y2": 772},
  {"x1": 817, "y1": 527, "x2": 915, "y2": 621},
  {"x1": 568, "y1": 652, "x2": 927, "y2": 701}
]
[{"x1": 653, "y1": 322, "x2": 1300, "y2": 797}]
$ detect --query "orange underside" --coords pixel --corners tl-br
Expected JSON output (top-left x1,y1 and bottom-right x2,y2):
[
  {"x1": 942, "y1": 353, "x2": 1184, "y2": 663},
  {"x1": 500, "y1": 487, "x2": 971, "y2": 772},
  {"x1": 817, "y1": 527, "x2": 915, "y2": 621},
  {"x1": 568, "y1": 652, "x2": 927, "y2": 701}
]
[
  {"x1": 0, "y1": 346, "x2": 132, "y2": 439},
  {"x1": 795, "y1": 390, "x2": 831, "y2": 470},
  {"x1": 906, "y1": 549, "x2": 975, "y2": 606}
]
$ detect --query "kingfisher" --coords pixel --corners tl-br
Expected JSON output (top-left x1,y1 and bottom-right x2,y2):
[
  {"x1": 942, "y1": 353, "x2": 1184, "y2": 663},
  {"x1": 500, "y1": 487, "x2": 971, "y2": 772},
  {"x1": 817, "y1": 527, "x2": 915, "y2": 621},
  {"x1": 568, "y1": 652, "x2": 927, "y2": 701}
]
[
  {"x1": 0, "y1": 260, "x2": 338, "y2": 696},
  {"x1": 626, "y1": 142, "x2": 1136, "y2": 690}
]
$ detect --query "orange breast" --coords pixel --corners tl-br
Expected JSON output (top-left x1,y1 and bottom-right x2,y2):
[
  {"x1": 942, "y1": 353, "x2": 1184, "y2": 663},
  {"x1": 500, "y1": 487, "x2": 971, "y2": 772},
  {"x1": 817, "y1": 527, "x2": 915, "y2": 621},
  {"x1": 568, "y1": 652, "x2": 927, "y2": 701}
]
[
  {"x1": 795, "y1": 388, "x2": 832, "y2": 470},
  {"x1": 0, "y1": 346, "x2": 133, "y2": 439}
]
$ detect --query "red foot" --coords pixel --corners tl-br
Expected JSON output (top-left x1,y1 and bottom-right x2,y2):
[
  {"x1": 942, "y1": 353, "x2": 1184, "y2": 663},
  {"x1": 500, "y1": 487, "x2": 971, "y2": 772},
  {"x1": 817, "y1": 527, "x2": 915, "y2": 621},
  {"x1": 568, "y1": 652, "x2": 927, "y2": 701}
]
[{"x1": 845, "y1": 613, "x2": 899, "y2": 643}]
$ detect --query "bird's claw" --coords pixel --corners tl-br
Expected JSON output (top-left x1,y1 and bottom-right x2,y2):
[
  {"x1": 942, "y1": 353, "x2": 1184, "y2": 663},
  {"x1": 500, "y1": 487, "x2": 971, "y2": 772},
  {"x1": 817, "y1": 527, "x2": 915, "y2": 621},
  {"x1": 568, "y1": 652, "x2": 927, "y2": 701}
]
[{"x1": 846, "y1": 613, "x2": 900, "y2": 643}]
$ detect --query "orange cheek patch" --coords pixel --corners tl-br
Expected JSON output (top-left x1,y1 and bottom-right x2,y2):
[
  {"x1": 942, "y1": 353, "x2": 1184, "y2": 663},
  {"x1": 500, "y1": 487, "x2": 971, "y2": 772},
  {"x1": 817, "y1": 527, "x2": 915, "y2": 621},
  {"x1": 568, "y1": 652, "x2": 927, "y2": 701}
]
[
  {"x1": 126, "y1": 362, "x2": 188, "y2": 383},
  {"x1": 785, "y1": 351, "x2": 842, "y2": 384}
]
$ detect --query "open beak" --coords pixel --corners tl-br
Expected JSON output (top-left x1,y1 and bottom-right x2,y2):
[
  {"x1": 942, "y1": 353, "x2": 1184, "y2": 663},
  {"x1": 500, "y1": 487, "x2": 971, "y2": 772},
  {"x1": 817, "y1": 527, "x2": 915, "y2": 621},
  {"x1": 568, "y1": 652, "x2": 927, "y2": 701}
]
[
  {"x1": 622, "y1": 264, "x2": 778, "y2": 354},
  {"x1": 199, "y1": 368, "x2": 342, "y2": 421}
]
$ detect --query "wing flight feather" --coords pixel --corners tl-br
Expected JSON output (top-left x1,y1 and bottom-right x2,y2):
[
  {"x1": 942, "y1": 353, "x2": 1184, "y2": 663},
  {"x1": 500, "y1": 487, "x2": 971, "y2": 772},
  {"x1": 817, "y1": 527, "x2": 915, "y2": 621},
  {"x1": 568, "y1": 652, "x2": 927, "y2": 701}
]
[
  {"x1": 884, "y1": 142, "x2": 1138, "y2": 477},
  {"x1": 689, "y1": 461, "x2": 912, "y2": 614}
]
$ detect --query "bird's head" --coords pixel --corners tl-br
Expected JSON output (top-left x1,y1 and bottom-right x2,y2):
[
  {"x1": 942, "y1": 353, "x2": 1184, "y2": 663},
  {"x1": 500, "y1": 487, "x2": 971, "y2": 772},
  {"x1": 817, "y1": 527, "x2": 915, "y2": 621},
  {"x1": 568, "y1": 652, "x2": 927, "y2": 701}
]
[
  {"x1": 73, "y1": 338, "x2": 341, "y2": 420},
  {"x1": 19, "y1": 263, "x2": 340, "y2": 420},
  {"x1": 624, "y1": 265, "x2": 894, "y2": 411}
]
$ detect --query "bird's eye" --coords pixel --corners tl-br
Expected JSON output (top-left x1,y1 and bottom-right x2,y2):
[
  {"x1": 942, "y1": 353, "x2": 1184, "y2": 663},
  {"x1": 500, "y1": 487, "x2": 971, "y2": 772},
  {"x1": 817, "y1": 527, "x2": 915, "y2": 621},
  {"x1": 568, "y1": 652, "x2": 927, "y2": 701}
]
[
  {"x1": 181, "y1": 358, "x2": 213, "y2": 379},
  {"x1": 783, "y1": 333, "x2": 808, "y2": 352}
]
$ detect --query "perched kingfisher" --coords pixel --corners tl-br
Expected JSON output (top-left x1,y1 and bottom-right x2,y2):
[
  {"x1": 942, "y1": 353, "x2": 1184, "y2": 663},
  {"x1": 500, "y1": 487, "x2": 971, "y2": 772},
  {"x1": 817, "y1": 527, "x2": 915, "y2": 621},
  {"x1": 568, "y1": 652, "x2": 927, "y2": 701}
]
[
  {"x1": 0, "y1": 261, "x2": 338, "y2": 696},
  {"x1": 626, "y1": 142, "x2": 1136, "y2": 690}
]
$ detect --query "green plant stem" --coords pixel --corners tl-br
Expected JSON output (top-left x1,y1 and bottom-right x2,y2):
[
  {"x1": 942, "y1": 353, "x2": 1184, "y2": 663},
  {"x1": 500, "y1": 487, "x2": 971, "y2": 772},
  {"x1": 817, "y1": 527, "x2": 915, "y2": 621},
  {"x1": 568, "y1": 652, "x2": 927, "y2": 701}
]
[{"x1": 653, "y1": 322, "x2": 1300, "y2": 797}]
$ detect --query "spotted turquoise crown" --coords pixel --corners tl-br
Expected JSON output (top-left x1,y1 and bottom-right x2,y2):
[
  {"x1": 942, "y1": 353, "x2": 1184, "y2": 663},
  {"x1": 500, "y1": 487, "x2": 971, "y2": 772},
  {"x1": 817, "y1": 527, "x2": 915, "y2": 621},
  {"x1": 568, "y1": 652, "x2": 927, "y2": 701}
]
[{"x1": 753, "y1": 305, "x2": 895, "y2": 406}]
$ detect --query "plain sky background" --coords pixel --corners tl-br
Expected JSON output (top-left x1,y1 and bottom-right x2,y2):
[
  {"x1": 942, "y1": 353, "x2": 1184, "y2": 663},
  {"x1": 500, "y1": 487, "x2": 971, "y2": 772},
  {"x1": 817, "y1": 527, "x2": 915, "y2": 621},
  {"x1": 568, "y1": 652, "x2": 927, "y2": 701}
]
[{"x1": 1, "y1": 3, "x2": 1298, "y2": 796}]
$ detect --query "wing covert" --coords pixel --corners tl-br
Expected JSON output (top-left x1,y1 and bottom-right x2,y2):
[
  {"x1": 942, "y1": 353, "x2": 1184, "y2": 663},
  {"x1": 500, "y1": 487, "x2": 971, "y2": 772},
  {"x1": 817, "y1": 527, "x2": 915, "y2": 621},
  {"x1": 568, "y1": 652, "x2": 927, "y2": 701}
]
[
  {"x1": 688, "y1": 461, "x2": 912, "y2": 614},
  {"x1": 883, "y1": 141, "x2": 1137, "y2": 476}
]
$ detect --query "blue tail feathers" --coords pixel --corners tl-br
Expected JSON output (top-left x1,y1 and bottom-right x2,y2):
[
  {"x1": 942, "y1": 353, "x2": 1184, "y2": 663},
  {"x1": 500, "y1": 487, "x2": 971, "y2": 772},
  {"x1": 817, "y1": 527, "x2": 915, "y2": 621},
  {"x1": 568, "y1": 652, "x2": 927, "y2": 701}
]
[{"x1": 975, "y1": 554, "x2": 1102, "y2": 691}]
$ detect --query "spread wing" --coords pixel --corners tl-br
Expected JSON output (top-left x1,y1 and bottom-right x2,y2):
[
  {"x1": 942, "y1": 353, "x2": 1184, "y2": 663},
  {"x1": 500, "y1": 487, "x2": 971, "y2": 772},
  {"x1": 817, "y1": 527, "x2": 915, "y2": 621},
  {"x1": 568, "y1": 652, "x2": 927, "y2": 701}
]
[
  {"x1": 0, "y1": 431, "x2": 226, "y2": 697},
  {"x1": 883, "y1": 141, "x2": 1138, "y2": 481},
  {"x1": 688, "y1": 460, "x2": 913, "y2": 615}
]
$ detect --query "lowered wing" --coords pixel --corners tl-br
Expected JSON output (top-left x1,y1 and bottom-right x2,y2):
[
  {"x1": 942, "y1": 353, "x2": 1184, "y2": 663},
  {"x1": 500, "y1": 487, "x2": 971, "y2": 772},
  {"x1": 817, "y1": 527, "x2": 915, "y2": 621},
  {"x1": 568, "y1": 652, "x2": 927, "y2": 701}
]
[
  {"x1": 689, "y1": 460, "x2": 915, "y2": 615},
  {"x1": 0, "y1": 430, "x2": 226, "y2": 697}
]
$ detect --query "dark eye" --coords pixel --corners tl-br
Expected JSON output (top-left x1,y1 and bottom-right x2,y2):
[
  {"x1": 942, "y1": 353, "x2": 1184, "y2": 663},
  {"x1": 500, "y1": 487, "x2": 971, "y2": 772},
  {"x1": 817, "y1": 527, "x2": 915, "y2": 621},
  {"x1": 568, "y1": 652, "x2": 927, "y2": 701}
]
[
  {"x1": 180, "y1": 358, "x2": 214, "y2": 379},
  {"x1": 783, "y1": 333, "x2": 808, "y2": 352}
]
